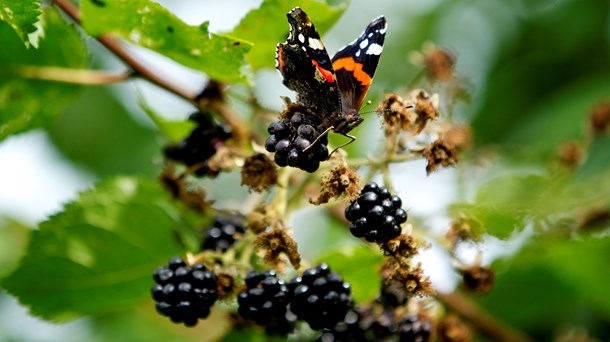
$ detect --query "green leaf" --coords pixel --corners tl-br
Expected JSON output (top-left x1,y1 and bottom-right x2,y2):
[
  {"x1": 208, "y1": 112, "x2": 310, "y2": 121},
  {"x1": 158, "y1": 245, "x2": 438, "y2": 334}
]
[
  {"x1": 574, "y1": 134, "x2": 610, "y2": 180},
  {"x1": 231, "y1": 0, "x2": 349, "y2": 70},
  {"x1": 0, "y1": 0, "x2": 42, "y2": 48},
  {"x1": 0, "y1": 7, "x2": 87, "y2": 141},
  {"x1": 81, "y1": 0, "x2": 251, "y2": 84},
  {"x1": 1, "y1": 177, "x2": 185, "y2": 322},
  {"x1": 319, "y1": 245, "x2": 383, "y2": 303},
  {"x1": 48, "y1": 87, "x2": 160, "y2": 177},
  {"x1": 479, "y1": 236, "x2": 610, "y2": 333},
  {"x1": 0, "y1": 218, "x2": 30, "y2": 278},
  {"x1": 139, "y1": 99, "x2": 195, "y2": 144}
]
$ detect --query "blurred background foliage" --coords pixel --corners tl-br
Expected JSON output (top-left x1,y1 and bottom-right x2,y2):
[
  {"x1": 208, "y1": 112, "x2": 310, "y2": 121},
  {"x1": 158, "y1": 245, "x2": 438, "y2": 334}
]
[{"x1": 0, "y1": 0, "x2": 609, "y2": 341}]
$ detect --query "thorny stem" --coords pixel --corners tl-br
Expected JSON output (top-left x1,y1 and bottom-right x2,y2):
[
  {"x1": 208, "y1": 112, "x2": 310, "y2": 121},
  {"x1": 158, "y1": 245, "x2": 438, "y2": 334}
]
[
  {"x1": 437, "y1": 292, "x2": 534, "y2": 342},
  {"x1": 51, "y1": 0, "x2": 249, "y2": 144}
]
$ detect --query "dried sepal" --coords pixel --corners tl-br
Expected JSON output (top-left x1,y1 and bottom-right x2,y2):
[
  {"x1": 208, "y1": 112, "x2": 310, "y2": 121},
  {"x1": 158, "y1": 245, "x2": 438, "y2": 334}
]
[
  {"x1": 383, "y1": 260, "x2": 434, "y2": 297},
  {"x1": 590, "y1": 101, "x2": 610, "y2": 135},
  {"x1": 254, "y1": 225, "x2": 301, "y2": 269},
  {"x1": 437, "y1": 313, "x2": 473, "y2": 342},
  {"x1": 241, "y1": 153, "x2": 277, "y2": 192},
  {"x1": 310, "y1": 164, "x2": 361, "y2": 205},
  {"x1": 422, "y1": 139, "x2": 458, "y2": 174},
  {"x1": 461, "y1": 265, "x2": 495, "y2": 295}
]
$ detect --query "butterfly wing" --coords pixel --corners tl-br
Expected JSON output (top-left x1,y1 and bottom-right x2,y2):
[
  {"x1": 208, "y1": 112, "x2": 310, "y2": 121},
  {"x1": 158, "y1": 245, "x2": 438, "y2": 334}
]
[
  {"x1": 331, "y1": 16, "x2": 387, "y2": 114},
  {"x1": 276, "y1": 7, "x2": 341, "y2": 117}
]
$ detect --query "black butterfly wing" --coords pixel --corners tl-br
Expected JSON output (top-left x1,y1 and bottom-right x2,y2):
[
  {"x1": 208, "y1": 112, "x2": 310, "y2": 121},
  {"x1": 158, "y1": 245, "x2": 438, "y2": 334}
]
[{"x1": 331, "y1": 16, "x2": 387, "y2": 114}]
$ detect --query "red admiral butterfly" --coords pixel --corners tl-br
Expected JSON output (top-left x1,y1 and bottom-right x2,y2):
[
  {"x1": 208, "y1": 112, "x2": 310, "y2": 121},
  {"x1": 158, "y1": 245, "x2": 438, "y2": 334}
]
[{"x1": 276, "y1": 7, "x2": 387, "y2": 147}]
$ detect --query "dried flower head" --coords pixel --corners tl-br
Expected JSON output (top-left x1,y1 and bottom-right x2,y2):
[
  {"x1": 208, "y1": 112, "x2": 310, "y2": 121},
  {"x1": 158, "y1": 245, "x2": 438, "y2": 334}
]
[
  {"x1": 310, "y1": 164, "x2": 361, "y2": 205},
  {"x1": 590, "y1": 101, "x2": 610, "y2": 135},
  {"x1": 442, "y1": 124, "x2": 472, "y2": 151},
  {"x1": 422, "y1": 139, "x2": 459, "y2": 174},
  {"x1": 557, "y1": 142, "x2": 582, "y2": 168},
  {"x1": 461, "y1": 265, "x2": 495, "y2": 295},
  {"x1": 383, "y1": 261, "x2": 434, "y2": 297},
  {"x1": 437, "y1": 314, "x2": 473, "y2": 342},
  {"x1": 254, "y1": 226, "x2": 301, "y2": 269},
  {"x1": 412, "y1": 90, "x2": 440, "y2": 135},
  {"x1": 245, "y1": 204, "x2": 270, "y2": 234},
  {"x1": 215, "y1": 272, "x2": 236, "y2": 299},
  {"x1": 241, "y1": 153, "x2": 277, "y2": 192},
  {"x1": 410, "y1": 42, "x2": 456, "y2": 82},
  {"x1": 380, "y1": 233, "x2": 426, "y2": 260},
  {"x1": 446, "y1": 215, "x2": 485, "y2": 247},
  {"x1": 158, "y1": 163, "x2": 211, "y2": 213},
  {"x1": 377, "y1": 93, "x2": 414, "y2": 134}
]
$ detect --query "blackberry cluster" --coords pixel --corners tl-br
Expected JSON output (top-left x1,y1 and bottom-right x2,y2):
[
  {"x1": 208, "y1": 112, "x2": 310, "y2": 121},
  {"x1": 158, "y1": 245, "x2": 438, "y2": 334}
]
[
  {"x1": 264, "y1": 108, "x2": 329, "y2": 173},
  {"x1": 345, "y1": 182, "x2": 408, "y2": 243},
  {"x1": 288, "y1": 263, "x2": 354, "y2": 330},
  {"x1": 151, "y1": 257, "x2": 218, "y2": 326},
  {"x1": 398, "y1": 315, "x2": 432, "y2": 342},
  {"x1": 201, "y1": 216, "x2": 246, "y2": 252},
  {"x1": 237, "y1": 270, "x2": 296, "y2": 335},
  {"x1": 318, "y1": 306, "x2": 397, "y2": 342},
  {"x1": 164, "y1": 111, "x2": 232, "y2": 177}
]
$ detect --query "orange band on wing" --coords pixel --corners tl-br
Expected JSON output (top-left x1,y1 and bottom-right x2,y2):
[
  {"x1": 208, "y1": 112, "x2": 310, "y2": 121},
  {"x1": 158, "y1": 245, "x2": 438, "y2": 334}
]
[
  {"x1": 312, "y1": 59, "x2": 335, "y2": 83},
  {"x1": 332, "y1": 57, "x2": 372, "y2": 86}
]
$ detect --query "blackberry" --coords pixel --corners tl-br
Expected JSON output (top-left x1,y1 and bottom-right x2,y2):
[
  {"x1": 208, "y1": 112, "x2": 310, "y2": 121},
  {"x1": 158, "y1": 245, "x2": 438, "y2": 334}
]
[
  {"x1": 265, "y1": 107, "x2": 329, "y2": 173},
  {"x1": 398, "y1": 314, "x2": 432, "y2": 342},
  {"x1": 163, "y1": 111, "x2": 232, "y2": 177},
  {"x1": 317, "y1": 308, "x2": 367, "y2": 342},
  {"x1": 201, "y1": 216, "x2": 246, "y2": 252},
  {"x1": 237, "y1": 270, "x2": 296, "y2": 335},
  {"x1": 151, "y1": 257, "x2": 218, "y2": 326},
  {"x1": 288, "y1": 263, "x2": 354, "y2": 330},
  {"x1": 344, "y1": 182, "x2": 407, "y2": 243}
]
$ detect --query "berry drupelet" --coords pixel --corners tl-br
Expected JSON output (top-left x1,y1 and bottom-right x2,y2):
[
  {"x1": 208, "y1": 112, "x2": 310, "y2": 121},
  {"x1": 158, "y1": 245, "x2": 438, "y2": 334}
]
[
  {"x1": 398, "y1": 314, "x2": 432, "y2": 342},
  {"x1": 345, "y1": 182, "x2": 408, "y2": 243},
  {"x1": 265, "y1": 107, "x2": 329, "y2": 173},
  {"x1": 237, "y1": 270, "x2": 296, "y2": 335},
  {"x1": 163, "y1": 112, "x2": 232, "y2": 177},
  {"x1": 151, "y1": 257, "x2": 218, "y2": 326},
  {"x1": 201, "y1": 216, "x2": 246, "y2": 252},
  {"x1": 288, "y1": 263, "x2": 354, "y2": 330}
]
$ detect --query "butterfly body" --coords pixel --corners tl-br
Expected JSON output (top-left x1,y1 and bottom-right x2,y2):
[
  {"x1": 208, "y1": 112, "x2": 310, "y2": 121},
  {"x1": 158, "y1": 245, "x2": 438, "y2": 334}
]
[{"x1": 275, "y1": 7, "x2": 387, "y2": 138}]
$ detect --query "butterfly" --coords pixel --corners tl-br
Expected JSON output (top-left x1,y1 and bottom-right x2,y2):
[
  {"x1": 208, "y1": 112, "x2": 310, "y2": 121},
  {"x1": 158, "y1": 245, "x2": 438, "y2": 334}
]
[{"x1": 275, "y1": 7, "x2": 387, "y2": 147}]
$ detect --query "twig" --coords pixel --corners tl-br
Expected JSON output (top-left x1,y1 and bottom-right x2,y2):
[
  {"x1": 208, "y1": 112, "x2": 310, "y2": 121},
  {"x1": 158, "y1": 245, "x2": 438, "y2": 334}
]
[
  {"x1": 436, "y1": 291, "x2": 534, "y2": 342},
  {"x1": 52, "y1": 0, "x2": 196, "y2": 102},
  {"x1": 1, "y1": 65, "x2": 131, "y2": 85}
]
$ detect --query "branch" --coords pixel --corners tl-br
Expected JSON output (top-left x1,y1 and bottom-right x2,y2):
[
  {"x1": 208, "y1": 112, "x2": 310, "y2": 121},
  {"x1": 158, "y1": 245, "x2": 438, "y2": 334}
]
[
  {"x1": 52, "y1": 0, "x2": 195, "y2": 101},
  {"x1": 52, "y1": 0, "x2": 250, "y2": 146},
  {"x1": 436, "y1": 291, "x2": 534, "y2": 342},
  {"x1": 2, "y1": 65, "x2": 131, "y2": 85}
]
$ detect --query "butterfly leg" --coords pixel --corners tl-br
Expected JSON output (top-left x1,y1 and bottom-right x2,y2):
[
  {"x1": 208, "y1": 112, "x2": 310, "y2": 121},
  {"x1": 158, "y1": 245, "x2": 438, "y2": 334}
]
[
  {"x1": 303, "y1": 125, "x2": 334, "y2": 152},
  {"x1": 327, "y1": 133, "x2": 357, "y2": 159}
]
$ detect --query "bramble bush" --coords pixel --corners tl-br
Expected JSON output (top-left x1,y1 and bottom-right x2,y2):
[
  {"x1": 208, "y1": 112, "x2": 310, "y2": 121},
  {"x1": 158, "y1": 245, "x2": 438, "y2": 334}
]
[{"x1": 1, "y1": 1, "x2": 610, "y2": 341}]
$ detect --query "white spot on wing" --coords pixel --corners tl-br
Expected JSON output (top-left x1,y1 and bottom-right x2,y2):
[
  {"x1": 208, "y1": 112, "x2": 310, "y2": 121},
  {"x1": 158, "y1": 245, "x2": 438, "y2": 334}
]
[
  {"x1": 368, "y1": 32, "x2": 373, "y2": 38},
  {"x1": 366, "y1": 43, "x2": 383, "y2": 55},
  {"x1": 379, "y1": 25, "x2": 387, "y2": 34},
  {"x1": 308, "y1": 37, "x2": 324, "y2": 50},
  {"x1": 298, "y1": 33, "x2": 305, "y2": 43},
  {"x1": 359, "y1": 39, "x2": 369, "y2": 49},
  {"x1": 355, "y1": 50, "x2": 361, "y2": 58}
]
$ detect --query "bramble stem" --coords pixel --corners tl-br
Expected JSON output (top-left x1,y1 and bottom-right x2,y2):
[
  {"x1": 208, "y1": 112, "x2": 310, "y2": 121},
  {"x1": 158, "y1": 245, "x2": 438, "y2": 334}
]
[
  {"x1": 436, "y1": 292, "x2": 534, "y2": 342},
  {"x1": 1, "y1": 65, "x2": 132, "y2": 85}
]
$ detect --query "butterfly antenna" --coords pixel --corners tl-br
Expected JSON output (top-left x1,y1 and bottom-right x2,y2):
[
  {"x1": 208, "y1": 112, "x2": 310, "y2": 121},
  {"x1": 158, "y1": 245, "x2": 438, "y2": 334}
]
[{"x1": 359, "y1": 104, "x2": 414, "y2": 116}]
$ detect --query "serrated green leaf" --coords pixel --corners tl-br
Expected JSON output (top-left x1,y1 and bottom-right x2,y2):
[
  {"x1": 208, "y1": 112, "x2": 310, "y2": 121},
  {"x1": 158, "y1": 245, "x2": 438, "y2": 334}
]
[
  {"x1": 139, "y1": 99, "x2": 195, "y2": 144},
  {"x1": 0, "y1": 0, "x2": 41, "y2": 48},
  {"x1": 319, "y1": 245, "x2": 383, "y2": 303},
  {"x1": 81, "y1": 0, "x2": 251, "y2": 84},
  {"x1": 231, "y1": 0, "x2": 349, "y2": 70},
  {"x1": 0, "y1": 7, "x2": 87, "y2": 141},
  {"x1": 0, "y1": 218, "x2": 30, "y2": 278},
  {"x1": 1, "y1": 177, "x2": 185, "y2": 322}
]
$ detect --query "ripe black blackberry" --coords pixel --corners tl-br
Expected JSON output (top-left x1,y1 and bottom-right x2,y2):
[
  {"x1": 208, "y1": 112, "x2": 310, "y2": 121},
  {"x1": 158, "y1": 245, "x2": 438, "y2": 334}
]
[
  {"x1": 344, "y1": 182, "x2": 408, "y2": 243},
  {"x1": 237, "y1": 270, "x2": 296, "y2": 335},
  {"x1": 265, "y1": 106, "x2": 329, "y2": 173},
  {"x1": 288, "y1": 263, "x2": 354, "y2": 330},
  {"x1": 201, "y1": 216, "x2": 246, "y2": 252},
  {"x1": 151, "y1": 256, "x2": 218, "y2": 326},
  {"x1": 316, "y1": 308, "x2": 367, "y2": 342},
  {"x1": 164, "y1": 111, "x2": 232, "y2": 177},
  {"x1": 398, "y1": 314, "x2": 432, "y2": 342}
]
